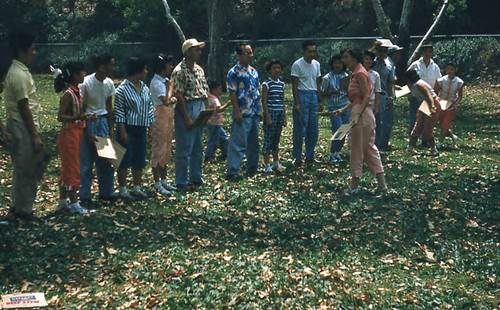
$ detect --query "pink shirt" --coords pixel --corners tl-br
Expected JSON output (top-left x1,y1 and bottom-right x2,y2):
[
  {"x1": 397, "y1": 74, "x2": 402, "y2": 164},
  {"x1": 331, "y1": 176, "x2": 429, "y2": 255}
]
[
  {"x1": 207, "y1": 94, "x2": 223, "y2": 126},
  {"x1": 348, "y1": 63, "x2": 372, "y2": 105}
]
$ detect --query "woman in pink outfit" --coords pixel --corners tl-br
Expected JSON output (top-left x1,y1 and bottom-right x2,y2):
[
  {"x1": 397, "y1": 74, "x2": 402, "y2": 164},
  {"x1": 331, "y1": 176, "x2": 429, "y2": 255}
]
[{"x1": 333, "y1": 48, "x2": 387, "y2": 194}]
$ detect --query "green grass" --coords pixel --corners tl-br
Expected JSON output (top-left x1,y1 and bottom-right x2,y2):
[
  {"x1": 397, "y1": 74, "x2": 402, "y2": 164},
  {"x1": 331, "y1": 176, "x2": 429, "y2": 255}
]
[{"x1": 0, "y1": 74, "x2": 499, "y2": 309}]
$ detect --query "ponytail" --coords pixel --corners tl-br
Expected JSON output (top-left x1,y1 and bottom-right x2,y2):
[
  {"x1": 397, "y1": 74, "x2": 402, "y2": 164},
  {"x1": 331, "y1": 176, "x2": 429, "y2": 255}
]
[{"x1": 54, "y1": 61, "x2": 85, "y2": 93}]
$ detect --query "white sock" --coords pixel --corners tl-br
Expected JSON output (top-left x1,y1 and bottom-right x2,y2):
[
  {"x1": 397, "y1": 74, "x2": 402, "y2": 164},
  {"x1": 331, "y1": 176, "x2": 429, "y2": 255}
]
[
  {"x1": 155, "y1": 181, "x2": 162, "y2": 188},
  {"x1": 119, "y1": 186, "x2": 128, "y2": 195},
  {"x1": 133, "y1": 185, "x2": 141, "y2": 193},
  {"x1": 70, "y1": 202, "x2": 81, "y2": 208}
]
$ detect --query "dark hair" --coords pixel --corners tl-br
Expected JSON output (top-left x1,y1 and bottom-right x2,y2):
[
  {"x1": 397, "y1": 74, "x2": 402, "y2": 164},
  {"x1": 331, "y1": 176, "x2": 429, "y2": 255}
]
[
  {"x1": 8, "y1": 31, "x2": 35, "y2": 57},
  {"x1": 151, "y1": 54, "x2": 174, "y2": 74},
  {"x1": 363, "y1": 51, "x2": 376, "y2": 68},
  {"x1": 208, "y1": 81, "x2": 222, "y2": 91},
  {"x1": 446, "y1": 62, "x2": 457, "y2": 69},
  {"x1": 329, "y1": 54, "x2": 345, "y2": 71},
  {"x1": 341, "y1": 47, "x2": 363, "y2": 63},
  {"x1": 266, "y1": 59, "x2": 283, "y2": 72},
  {"x1": 420, "y1": 44, "x2": 434, "y2": 52},
  {"x1": 302, "y1": 40, "x2": 316, "y2": 51},
  {"x1": 235, "y1": 42, "x2": 252, "y2": 55},
  {"x1": 91, "y1": 54, "x2": 114, "y2": 70},
  {"x1": 126, "y1": 57, "x2": 146, "y2": 76},
  {"x1": 405, "y1": 69, "x2": 420, "y2": 83},
  {"x1": 54, "y1": 62, "x2": 85, "y2": 93}
]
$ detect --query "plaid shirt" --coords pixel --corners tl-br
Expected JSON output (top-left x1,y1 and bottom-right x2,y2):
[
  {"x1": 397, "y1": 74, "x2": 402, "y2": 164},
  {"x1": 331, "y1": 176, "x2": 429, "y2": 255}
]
[{"x1": 171, "y1": 59, "x2": 209, "y2": 101}]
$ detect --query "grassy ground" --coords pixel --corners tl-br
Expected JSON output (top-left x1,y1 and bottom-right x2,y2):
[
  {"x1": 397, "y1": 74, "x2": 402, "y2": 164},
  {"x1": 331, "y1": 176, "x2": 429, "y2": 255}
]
[{"x1": 0, "y1": 74, "x2": 498, "y2": 309}]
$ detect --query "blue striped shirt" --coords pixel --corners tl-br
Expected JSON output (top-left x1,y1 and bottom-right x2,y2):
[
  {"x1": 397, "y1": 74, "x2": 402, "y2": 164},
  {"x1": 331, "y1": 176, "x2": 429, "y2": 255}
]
[
  {"x1": 321, "y1": 71, "x2": 349, "y2": 108},
  {"x1": 115, "y1": 79, "x2": 155, "y2": 127},
  {"x1": 262, "y1": 78, "x2": 284, "y2": 110}
]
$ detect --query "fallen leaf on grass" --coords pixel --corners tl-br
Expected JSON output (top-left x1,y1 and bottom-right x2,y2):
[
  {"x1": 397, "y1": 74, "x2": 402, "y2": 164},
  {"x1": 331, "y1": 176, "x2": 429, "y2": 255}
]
[
  {"x1": 261, "y1": 267, "x2": 274, "y2": 282},
  {"x1": 188, "y1": 273, "x2": 203, "y2": 280},
  {"x1": 106, "y1": 248, "x2": 118, "y2": 255}
]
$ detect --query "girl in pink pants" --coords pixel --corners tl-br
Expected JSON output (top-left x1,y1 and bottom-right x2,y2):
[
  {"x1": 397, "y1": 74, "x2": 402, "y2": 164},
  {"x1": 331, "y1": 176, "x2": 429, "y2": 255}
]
[{"x1": 334, "y1": 48, "x2": 387, "y2": 194}]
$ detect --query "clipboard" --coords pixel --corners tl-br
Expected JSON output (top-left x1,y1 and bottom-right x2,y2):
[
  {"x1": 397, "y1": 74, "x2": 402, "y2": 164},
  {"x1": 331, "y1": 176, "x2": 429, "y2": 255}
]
[
  {"x1": 192, "y1": 109, "x2": 215, "y2": 127},
  {"x1": 395, "y1": 85, "x2": 411, "y2": 98},
  {"x1": 94, "y1": 136, "x2": 126, "y2": 169},
  {"x1": 331, "y1": 123, "x2": 353, "y2": 141},
  {"x1": 439, "y1": 99, "x2": 453, "y2": 111},
  {"x1": 418, "y1": 101, "x2": 433, "y2": 117},
  {"x1": 339, "y1": 75, "x2": 350, "y2": 92}
]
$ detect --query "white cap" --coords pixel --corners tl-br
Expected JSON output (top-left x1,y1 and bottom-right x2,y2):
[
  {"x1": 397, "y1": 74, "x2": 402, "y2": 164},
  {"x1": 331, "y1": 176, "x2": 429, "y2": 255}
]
[{"x1": 182, "y1": 38, "x2": 206, "y2": 54}]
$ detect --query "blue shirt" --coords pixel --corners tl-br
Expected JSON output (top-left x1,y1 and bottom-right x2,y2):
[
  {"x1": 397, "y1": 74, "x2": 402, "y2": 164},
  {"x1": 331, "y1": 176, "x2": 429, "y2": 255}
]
[
  {"x1": 320, "y1": 71, "x2": 349, "y2": 108},
  {"x1": 227, "y1": 62, "x2": 261, "y2": 116},
  {"x1": 262, "y1": 78, "x2": 284, "y2": 111},
  {"x1": 115, "y1": 79, "x2": 155, "y2": 127},
  {"x1": 373, "y1": 57, "x2": 395, "y2": 93}
]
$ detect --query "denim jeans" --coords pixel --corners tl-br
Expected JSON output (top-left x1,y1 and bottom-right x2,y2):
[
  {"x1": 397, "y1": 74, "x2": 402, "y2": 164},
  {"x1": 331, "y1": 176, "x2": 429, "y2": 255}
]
[
  {"x1": 80, "y1": 116, "x2": 115, "y2": 200},
  {"x1": 329, "y1": 103, "x2": 350, "y2": 153},
  {"x1": 409, "y1": 96, "x2": 427, "y2": 145},
  {"x1": 293, "y1": 91, "x2": 319, "y2": 161},
  {"x1": 227, "y1": 115, "x2": 260, "y2": 176},
  {"x1": 205, "y1": 125, "x2": 228, "y2": 159},
  {"x1": 175, "y1": 100, "x2": 205, "y2": 185},
  {"x1": 375, "y1": 94, "x2": 394, "y2": 148}
]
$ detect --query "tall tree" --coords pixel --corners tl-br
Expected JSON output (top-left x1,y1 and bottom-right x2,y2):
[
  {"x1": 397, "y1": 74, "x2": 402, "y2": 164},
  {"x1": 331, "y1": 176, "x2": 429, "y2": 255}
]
[{"x1": 161, "y1": 0, "x2": 185, "y2": 43}]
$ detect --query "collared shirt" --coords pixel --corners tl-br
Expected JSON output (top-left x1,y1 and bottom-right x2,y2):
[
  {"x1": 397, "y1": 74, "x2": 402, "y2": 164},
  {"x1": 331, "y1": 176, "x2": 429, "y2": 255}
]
[
  {"x1": 61, "y1": 85, "x2": 86, "y2": 129},
  {"x1": 149, "y1": 73, "x2": 169, "y2": 106},
  {"x1": 262, "y1": 78, "x2": 285, "y2": 111},
  {"x1": 171, "y1": 59, "x2": 209, "y2": 101},
  {"x1": 373, "y1": 57, "x2": 395, "y2": 93},
  {"x1": 436, "y1": 75, "x2": 464, "y2": 102},
  {"x1": 411, "y1": 79, "x2": 437, "y2": 102},
  {"x1": 3, "y1": 60, "x2": 40, "y2": 129},
  {"x1": 367, "y1": 69, "x2": 382, "y2": 101},
  {"x1": 79, "y1": 73, "x2": 115, "y2": 116},
  {"x1": 115, "y1": 79, "x2": 155, "y2": 127},
  {"x1": 291, "y1": 57, "x2": 321, "y2": 91},
  {"x1": 227, "y1": 62, "x2": 261, "y2": 116},
  {"x1": 320, "y1": 71, "x2": 349, "y2": 108},
  {"x1": 408, "y1": 57, "x2": 442, "y2": 89}
]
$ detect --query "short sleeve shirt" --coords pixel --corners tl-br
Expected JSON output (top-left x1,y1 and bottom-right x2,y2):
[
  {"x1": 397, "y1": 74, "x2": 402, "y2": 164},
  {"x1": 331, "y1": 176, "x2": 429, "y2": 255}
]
[
  {"x1": 436, "y1": 75, "x2": 464, "y2": 102},
  {"x1": 262, "y1": 78, "x2": 285, "y2": 111},
  {"x1": 367, "y1": 69, "x2": 382, "y2": 101},
  {"x1": 227, "y1": 62, "x2": 261, "y2": 116},
  {"x1": 408, "y1": 58, "x2": 442, "y2": 89},
  {"x1": 114, "y1": 80, "x2": 155, "y2": 127},
  {"x1": 3, "y1": 60, "x2": 40, "y2": 129},
  {"x1": 207, "y1": 94, "x2": 223, "y2": 126},
  {"x1": 149, "y1": 73, "x2": 168, "y2": 106},
  {"x1": 411, "y1": 79, "x2": 437, "y2": 102},
  {"x1": 79, "y1": 73, "x2": 116, "y2": 116},
  {"x1": 373, "y1": 57, "x2": 395, "y2": 93},
  {"x1": 171, "y1": 59, "x2": 209, "y2": 101},
  {"x1": 291, "y1": 58, "x2": 321, "y2": 91},
  {"x1": 321, "y1": 71, "x2": 349, "y2": 108}
]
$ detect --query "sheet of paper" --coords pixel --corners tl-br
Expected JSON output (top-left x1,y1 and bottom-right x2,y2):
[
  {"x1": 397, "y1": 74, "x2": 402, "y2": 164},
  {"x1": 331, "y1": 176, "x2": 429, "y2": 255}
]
[
  {"x1": 331, "y1": 123, "x2": 353, "y2": 141},
  {"x1": 395, "y1": 85, "x2": 411, "y2": 98},
  {"x1": 418, "y1": 101, "x2": 432, "y2": 116},
  {"x1": 1, "y1": 293, "x2": 48, "y2": 308},
  {"x1": 94, "y1": 136, "x2": 126, "y2": 168},
  {"x1": 439, "y1": 99, "x2": 453, "y2": 111},
  {"x1": 192, "y1": 109, "x2": 216, "y2": 127}
]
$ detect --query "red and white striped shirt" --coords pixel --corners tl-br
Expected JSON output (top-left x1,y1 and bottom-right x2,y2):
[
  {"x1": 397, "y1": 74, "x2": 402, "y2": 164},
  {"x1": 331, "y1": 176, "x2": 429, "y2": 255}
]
[{"x1": 61, "y1": 85, "x2": 86, "y2": 129}]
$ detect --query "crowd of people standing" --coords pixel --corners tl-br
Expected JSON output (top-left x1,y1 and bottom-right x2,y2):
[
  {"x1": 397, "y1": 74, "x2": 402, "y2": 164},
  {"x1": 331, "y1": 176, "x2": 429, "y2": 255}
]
[{"x1": 0, "y1": 31, "x2": 464, "y2": 221}]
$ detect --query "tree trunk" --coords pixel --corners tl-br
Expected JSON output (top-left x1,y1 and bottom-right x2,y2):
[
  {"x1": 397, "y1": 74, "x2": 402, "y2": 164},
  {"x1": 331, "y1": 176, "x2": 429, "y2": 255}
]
[
  {"x1": 408, "y1": 0, "x2": 450, "y2": 66},
  {"x1": 370, "y1": 0, "x2": 394, "y2": 40},
  {"x1": 397, "y1": 0, "x2": 414, "y2": 74},
  {"x1": 161, "y1": 0, "x2": 186, "y2": 43},
  {"x1": 207, "y1": 0, "x2": 219, "y2": 82}
]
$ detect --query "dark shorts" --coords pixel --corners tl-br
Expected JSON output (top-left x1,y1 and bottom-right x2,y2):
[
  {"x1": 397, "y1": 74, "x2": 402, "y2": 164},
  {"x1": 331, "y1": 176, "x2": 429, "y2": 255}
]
[{"x1": 116, "y1": 125, "x2": 147, "y2": 169}]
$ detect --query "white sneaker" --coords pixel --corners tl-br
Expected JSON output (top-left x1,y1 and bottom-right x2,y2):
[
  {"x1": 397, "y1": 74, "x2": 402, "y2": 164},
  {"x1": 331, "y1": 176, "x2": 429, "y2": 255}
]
[
  {"x1": 451, "y1": 134, "x2": 458, "y2": 147},
  {"x1": 431, "y1": 147, "x2": 438, "y2": 156},
  {"x1": 69, "y1": 203, "x2": 89, "y2": 215},
  {"x1": 154, "y1": 185, "x2": 171, "y2": 196},
  {"x1": 57, "y1": 199, "x2": 70, "y2": 211},
  {"x1": 272, "y1": 162, "x2": 286, "y2": 171},
  {"x1": 163, "y1": 184, "x2": 177, "y2": 191},
  {"x1": 329, "y1": 153, "x2": 339, "y2": 162},
  {"x1": 436, "y1": 142, "x2": 442, "y2": 150},
  {"x1": 335, "y1": 153, "x2": 343, "y2": 162},
  {"x1": 264, "y1": 165, "x2": 274, "y2": 173}
]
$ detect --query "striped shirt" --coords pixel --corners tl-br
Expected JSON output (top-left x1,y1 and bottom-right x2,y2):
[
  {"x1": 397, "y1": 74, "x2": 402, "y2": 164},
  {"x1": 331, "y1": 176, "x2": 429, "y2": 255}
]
[
  {"x1": 61, "y1": 85, "x2": 86, "y2": 129},
  {"x1": 262, "y1": 78, "x2": 284, "y2": 110},
  {"x1": 321, "y1": 71, "x2": 349, "y2": 108},
  {"x1": 115, "y1": 79, "x2": 155, "y2": 127},
  {"x1": 436, "y1": 75, "x2": 464, "y2": 102}
]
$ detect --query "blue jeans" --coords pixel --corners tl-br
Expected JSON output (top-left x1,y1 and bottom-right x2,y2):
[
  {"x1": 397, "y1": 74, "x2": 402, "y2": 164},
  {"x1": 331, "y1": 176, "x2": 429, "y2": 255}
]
[
  {"x1": 375, "y1": 94, "x2": 394, "y2": 148},
  {"x1": 80, "y1": 116, "x2": 115, "y2": 200},
  {"x1": 175, "y1": 100, "x2": 205, "y2": 186},
  {"x1": 293, "y1": 91, "x2": 319, "y2": 161},
  {"x1": 227, "y1": 115, "x2": 260, "y2": 176},
  {"x1": 329, "y1": 104, "x2": 350, "y2": 153},
  {"x1": 409, "y1": 96, "x2": 427, "y2": 144},
  {"x1": 205, "y1": 125, "x2": 228, "y2": 159}
]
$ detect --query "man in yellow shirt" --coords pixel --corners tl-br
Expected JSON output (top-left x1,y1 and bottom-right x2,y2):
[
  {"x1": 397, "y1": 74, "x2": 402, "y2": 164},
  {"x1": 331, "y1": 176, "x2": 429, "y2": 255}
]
[{"x1": 3, "y1": 32, "x2": 49, "y2": 221}]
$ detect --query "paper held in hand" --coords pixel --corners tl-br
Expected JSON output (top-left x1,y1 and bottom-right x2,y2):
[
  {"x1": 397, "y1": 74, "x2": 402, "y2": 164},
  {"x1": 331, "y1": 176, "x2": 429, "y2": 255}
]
[
  {"x1": 1, "y1": 293, "x2": 48, "y2": 308},
  {"x1": 439, "y1": 99, "x2": 453, "y2": 111},
  {"x1": 331, "y1": 123, "x2": 354, "y2": 141},
  {"x1": 395, "y1": 85, "x2": 411, "y2": 98},
  {"x1": 192, "y1": 109, "x2": 215, "y2": 127},
  {"x1": 94, "y1": 136, "x2": 126, "y2": 169},
  {"x1": 418, "y1": 101, "x2": 433, "y2": 116}
]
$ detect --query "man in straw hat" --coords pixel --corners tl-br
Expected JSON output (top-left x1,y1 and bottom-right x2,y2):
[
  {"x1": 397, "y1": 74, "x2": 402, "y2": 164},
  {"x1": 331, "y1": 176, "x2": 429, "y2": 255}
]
[{"x1": 171, "y1": 39, "x2": 209, "y2": 189}]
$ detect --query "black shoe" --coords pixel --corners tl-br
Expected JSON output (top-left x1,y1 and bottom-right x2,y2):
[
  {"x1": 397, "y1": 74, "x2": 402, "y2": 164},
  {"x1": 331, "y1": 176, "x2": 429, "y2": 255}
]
[
  {"x1": 80, "y1": 198, "x2": 95, "y2": 209},
  {"x1": 218, "y1": 154, "x2": 227, "y2": 161},
  {"x1": 130, "y1": 191, "x2": 149, "y2": 200},
  {"x1": 294, "y1": 159, "x2": 303, "y2": 167},
  {"x1": 226, "y1": 174, "x2": 243, "y2": 182},
  {"x1": 190, "y1": 179, "x2": 205, "y2": 187},
  {"x1": 176, "y1": 184, "x2": 189, "y2": 191},
  {"x1": 12, "y1": 212, "x2": 37, "y2": 222},
  {"x1": 305, "y1": 158, "x2": 320, "y2": 165},
  {"x1": 99, "y1": 196, "x2": 117, "y2": 204}
]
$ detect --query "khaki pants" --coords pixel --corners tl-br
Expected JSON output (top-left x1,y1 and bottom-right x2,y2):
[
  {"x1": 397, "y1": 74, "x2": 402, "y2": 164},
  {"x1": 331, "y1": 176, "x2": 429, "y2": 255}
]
[{"x1": 7, "y1": 119, "x2": 49, "y2": 216}]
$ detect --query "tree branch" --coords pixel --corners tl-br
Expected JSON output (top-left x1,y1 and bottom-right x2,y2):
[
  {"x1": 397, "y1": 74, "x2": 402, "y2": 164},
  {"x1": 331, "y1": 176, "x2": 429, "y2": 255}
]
[
  {"x1": 370, "y1": 0, "x2": 393, "y2": 40},
  {"x1": 161, "y1": 0, "x2": 186, "y2": 43}
]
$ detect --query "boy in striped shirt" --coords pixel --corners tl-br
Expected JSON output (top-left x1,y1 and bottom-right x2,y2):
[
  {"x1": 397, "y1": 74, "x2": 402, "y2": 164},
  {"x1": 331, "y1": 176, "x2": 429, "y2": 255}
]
[{"x1": 262, "y1": 60, "x2": 287, "y2": 173}]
